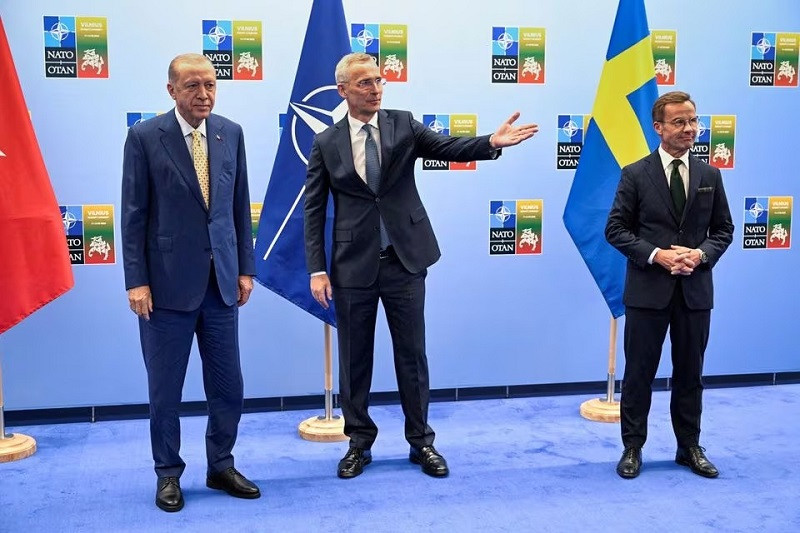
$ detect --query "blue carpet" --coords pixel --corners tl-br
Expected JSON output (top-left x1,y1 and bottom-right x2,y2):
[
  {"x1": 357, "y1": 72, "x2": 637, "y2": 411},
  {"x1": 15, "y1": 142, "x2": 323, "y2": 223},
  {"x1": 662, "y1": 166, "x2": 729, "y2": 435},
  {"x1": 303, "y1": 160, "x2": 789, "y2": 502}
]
[{"x1": 1, "y1": 385, "x2": 798, "y2": 532}]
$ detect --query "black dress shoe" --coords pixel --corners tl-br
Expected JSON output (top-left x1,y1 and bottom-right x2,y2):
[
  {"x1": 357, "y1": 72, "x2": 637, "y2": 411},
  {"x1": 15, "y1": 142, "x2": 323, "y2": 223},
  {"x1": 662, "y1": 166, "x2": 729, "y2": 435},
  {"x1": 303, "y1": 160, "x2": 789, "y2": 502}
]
[
  {"x1": 337, "y1": 447, "x2": 372, "y2": 479},
  {"x1": 409, "y1": 445, "x2": 449, "y2": 477},
  {"x1": 616, "y1": 447, "x2": 642, "y2": 479},
  {"x1": 156, "y1": 476, "x2": 184, "y2": 512},
  {"x1": 676, "y1": 446, "x2": 719, "y2": 478},
  {"x1": 206, "y1": 467, "x2": 261, "y2": 499}
]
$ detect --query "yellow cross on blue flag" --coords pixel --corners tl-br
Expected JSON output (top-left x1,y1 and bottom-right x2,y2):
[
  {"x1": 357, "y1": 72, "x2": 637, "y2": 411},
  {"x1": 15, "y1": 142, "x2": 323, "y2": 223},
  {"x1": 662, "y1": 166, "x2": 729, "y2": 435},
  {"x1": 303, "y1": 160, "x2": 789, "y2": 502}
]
[{"x1": 563, "y1": 0, "x2": 660, "y2": 318}]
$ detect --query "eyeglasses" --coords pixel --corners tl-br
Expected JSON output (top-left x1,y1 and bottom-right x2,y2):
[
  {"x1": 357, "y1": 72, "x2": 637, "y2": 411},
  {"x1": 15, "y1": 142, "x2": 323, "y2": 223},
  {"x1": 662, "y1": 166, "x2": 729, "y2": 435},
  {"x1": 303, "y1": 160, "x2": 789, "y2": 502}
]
[
  {"x1": 349, "y1": 77, "x2": 386, "y2": 90},
  {"x1": 660, "y1": 117, "x2": 700, "y2": 129}
]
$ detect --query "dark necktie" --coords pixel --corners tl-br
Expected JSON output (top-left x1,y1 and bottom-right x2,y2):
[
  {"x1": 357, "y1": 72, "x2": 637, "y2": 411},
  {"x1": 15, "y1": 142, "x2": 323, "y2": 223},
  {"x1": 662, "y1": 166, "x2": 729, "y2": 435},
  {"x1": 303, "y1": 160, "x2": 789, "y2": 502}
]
[
  {"x1": 363, "y1": 124, "x2": 390, "y2": 249},
  {"x1": 670, "y1": 159, "x2": 686, "y2": 217}
]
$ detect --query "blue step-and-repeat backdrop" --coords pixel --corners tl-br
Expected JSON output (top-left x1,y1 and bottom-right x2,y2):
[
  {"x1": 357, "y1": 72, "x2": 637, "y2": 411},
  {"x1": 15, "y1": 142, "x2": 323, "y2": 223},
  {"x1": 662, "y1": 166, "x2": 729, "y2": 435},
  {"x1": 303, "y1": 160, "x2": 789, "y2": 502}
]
[{"x1": 0, "y1": 0, "x2": 797, "y2": 410}]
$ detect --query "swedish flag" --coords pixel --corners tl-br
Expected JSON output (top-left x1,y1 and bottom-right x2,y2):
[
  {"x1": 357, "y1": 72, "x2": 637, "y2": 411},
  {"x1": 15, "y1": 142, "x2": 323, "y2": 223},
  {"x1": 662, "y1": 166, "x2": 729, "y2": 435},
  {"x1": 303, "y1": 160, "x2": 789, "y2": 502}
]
[{"x1": 563, "y1": 0, "x2": 660, "y2": 318}]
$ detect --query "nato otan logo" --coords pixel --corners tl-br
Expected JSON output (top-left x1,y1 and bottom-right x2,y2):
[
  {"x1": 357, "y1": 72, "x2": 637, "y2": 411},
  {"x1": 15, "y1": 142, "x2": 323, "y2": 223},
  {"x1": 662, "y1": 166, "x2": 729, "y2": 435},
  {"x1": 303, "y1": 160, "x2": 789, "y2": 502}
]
[
  {"x1": 203, "y1": 20, "x2": 263, "y2": 81},
  {"x1": 556, "y1": 114, "x2": 589, "y2": 170},
  {"x1": 743, "y1": 196, "x2": 792, "y2": 250},
  {"x1": 60, "y1": 205, "x2": 116, "y2": 264},
  {"x1": 750, "y1": 32, "x2": 799, "y2": 87},
  {"x1": 690, "y1": 115, "x2": 736, "y2": 169},
  {"x1": 43, "y1": 16, "x2": 109, "y2": 78},
  {"x1": 491, "y1": 27, "x2": 545, "y2": 84},
  {"x1": 127, "y1": 113, "x2": 160, "y2": 128},
  {"x1": 350, "y1": 23, "x2": 408, "y2": 82},
  {"x1": 421, "y1": 114, "x2": 478, "y2": 171},
  {"x1": 489, "y1": 200, "x2": 543, "y2": 255}
]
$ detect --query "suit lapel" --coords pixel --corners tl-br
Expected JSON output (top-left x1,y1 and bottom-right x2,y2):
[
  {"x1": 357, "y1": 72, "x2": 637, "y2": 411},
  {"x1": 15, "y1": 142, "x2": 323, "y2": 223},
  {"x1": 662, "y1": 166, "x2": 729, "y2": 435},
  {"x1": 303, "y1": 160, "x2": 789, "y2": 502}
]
[
  {"x1": 377, "y1": 109, "x2": 394, "y2": 189},
  {"x1": 644, "y1": 150, "x2": 681, "y2": 225},
  {"x1": 682, "y1": 156, "x2": 702, "y2": 217},
  {"x1": 160, "y1": 111, "x2": 207, "y2": 210},
  {"x1": 334, "y1": 116, "x2": 371, "y2": 193},
  {"x1": 206, "y1": 115, "x2": 225, "y2": 210}
]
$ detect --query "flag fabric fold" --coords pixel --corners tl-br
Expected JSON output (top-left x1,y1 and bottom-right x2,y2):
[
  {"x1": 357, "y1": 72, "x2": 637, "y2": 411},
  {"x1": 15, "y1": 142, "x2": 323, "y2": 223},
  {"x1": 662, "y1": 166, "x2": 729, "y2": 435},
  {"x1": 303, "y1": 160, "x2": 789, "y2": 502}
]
[
  {"x1": 253, "y1": 0, "x2": 350, "y2": 326},
  {"x1": 562, "y1": 0, "x2": 660, "y2": 319},
  {"x1": 0, "y1": 17, "x2": 74, "y2": 334}
]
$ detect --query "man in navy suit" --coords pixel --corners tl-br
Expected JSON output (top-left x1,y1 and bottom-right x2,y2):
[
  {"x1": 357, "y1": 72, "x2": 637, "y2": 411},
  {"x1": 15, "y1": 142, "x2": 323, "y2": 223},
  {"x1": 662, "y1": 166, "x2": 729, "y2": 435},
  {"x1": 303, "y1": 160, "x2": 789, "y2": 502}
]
[
  {"x1": 122, "y1": 53, "x2": 259, "y2": 511},
  {"x1": 606, "y1": 91, "x2": 733, "y2": 479},
  {"x1": 304, "y1": 52, "x2": 538, "y2": 479}
]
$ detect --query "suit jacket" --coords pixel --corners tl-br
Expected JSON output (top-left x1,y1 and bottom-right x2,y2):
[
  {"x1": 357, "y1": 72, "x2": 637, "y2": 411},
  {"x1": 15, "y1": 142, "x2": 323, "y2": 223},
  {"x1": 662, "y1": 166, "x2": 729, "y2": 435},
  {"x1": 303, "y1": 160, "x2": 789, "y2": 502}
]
[
  {"x1": 121, "y1": 110, "x2": 255, "y2": 311},
  {"x1": 605, "y1": 150, "x2": 733, "y2": 310},
  {"x1": 304, "y1": 109, "x2": 497, "y2": 287}
]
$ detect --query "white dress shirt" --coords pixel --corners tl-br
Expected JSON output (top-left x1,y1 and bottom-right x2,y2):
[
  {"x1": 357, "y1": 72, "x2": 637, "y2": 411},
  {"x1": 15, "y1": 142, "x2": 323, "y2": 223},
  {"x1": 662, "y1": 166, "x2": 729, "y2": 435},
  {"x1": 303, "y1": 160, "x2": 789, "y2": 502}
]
[
  {"x1": 174, "y1": 108, "x2": 208, "y2": 160},
  {"x1": 347, "y1": 113, "x2": 381, "y2": 184}
]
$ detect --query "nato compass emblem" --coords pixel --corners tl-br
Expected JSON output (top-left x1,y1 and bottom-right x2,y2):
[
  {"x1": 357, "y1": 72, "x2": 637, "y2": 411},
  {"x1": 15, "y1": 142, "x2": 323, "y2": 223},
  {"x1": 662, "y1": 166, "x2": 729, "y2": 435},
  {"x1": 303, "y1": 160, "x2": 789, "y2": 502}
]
[
  {"x1": 289, "y1": 85, "x2": 348, "y2": 164},
  {"x1": 62, "y1": 210, "x2": 78, "y2": 233}
]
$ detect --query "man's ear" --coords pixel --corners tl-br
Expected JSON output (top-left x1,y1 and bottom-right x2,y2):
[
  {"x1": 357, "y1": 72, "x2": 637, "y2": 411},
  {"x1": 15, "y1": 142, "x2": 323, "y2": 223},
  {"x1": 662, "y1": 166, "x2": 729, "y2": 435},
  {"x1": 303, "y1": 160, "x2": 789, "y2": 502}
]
[{"x1": 653, "y1": 122, "x2": 663, "y2": 136}]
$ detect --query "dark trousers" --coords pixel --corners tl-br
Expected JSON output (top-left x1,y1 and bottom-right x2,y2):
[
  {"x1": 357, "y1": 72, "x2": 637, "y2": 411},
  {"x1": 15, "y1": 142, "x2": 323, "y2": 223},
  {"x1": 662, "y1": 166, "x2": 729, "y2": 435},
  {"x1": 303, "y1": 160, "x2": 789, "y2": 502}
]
[
  {"x1": 138, "y1": 267, "x2": 243, "y2": 478},
  {"x1": 621, "y1": 284, "x2": 710, "y2": 449},
  {"x1": 333, "y1": 249, "x2": 435, "y2": 450}
]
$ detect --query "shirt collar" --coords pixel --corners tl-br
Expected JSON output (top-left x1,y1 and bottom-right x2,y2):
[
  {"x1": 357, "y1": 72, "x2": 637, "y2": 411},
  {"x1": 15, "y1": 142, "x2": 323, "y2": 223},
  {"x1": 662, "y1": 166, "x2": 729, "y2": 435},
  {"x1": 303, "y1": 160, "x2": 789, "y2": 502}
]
[
  {"x1": 658, "y1": 145, "x2": 689, "y2": 172},
  {"x1": 347, "y1": 113, "x2": 379, "y2": 137},
  {"x1": 174, "y1": 108, "x2": 207, "y2": 138}
]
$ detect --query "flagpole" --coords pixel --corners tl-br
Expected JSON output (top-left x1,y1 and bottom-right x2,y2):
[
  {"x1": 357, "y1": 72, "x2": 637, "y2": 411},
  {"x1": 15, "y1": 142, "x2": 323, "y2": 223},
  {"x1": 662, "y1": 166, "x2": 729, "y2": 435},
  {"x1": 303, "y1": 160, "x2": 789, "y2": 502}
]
[
  {"x1": 298, "y1": 323, "x2": 347, "y2": 442},
  {"x1": 0, "y1": 349, "x2": 37, "y2": 462},
  {"x1": 579, "y1": 317, "x2": 621, "y2": 422}
]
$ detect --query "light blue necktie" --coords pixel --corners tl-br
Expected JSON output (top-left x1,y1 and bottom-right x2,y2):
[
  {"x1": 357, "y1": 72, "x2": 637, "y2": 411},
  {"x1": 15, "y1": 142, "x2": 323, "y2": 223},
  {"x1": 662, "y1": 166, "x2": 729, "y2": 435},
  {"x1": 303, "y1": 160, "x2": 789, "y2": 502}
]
[{"x1": 363, "y1": 124, "x2": 390, "y2": 249}]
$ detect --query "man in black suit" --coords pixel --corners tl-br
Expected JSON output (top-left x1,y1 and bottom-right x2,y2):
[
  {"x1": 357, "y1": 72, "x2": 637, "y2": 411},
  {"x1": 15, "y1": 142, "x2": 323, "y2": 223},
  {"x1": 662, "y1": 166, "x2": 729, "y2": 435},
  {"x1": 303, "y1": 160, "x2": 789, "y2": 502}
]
[
  {"x1": 304, "y1": 52, "x2": 538, "y2": 478},
  {"x1": 605, "y1": 91, "x2": 734, "y2": 479}
]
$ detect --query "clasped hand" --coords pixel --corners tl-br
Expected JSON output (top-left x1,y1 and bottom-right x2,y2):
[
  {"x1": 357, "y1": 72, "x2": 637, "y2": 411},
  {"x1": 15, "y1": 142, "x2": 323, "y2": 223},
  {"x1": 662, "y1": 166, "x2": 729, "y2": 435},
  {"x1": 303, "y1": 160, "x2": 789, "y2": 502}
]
[{"x1": 655, "y1": 245, "x2": 700, "y2": 276}]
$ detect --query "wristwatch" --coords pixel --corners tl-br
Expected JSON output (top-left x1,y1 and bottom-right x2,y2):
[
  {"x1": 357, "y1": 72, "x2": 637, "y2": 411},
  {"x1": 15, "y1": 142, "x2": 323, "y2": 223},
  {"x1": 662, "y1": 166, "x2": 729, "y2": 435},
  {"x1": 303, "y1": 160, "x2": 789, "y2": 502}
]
[{"x1": 697, "y1": 249, "x2": 708, "y2": 264}]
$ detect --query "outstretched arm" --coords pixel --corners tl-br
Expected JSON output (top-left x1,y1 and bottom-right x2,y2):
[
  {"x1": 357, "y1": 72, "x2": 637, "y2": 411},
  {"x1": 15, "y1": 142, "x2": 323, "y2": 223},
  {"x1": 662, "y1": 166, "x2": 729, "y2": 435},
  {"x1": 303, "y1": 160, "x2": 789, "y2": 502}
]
[{"x1": 489, "y1": 111, "x2": 539, "y2": 148}]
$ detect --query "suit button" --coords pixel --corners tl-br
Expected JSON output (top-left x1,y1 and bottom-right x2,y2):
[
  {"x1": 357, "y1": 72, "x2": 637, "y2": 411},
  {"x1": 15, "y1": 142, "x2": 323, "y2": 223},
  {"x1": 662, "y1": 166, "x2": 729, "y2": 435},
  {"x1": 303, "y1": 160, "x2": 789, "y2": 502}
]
[
  {"x1": 375, "y1": 197, "x2": 380, "y2": 203},
  {"x1": 373, "y1": 226, "x2": 379, "y2": 231}
]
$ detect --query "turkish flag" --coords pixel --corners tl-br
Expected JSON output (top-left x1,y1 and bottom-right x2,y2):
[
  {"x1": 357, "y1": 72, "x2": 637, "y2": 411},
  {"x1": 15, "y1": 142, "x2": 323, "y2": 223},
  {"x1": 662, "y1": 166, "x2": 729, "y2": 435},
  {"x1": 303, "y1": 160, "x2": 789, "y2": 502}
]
[{"x1": 0, "y1": 17, "x2": 73, "y2": 334}]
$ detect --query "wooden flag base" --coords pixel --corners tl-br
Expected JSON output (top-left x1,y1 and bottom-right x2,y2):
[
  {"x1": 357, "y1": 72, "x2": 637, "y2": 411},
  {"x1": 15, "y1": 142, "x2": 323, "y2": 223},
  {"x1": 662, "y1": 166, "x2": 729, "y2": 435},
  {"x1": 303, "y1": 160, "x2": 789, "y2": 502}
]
[
  {"x1": 0, "y1": 433, "x2": 37, "y2": 463},
  {"x1": 298, "y1": 415, "x2": 348, "y2": 442},
  {"x1": 580, "y1": 398, "x2": 620, "y2": 423}
]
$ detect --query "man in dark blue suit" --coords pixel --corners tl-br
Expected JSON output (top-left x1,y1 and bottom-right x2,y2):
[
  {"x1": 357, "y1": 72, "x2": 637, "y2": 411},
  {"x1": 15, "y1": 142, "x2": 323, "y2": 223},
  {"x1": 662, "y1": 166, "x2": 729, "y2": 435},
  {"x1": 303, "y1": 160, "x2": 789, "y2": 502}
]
[
  {"x1": 122, "y1": 53, "x2": 260, "y2": 511},
  {"x1": 304, "y1": 52, "x2": 538, "y2": 479},
  {"x1": 606, "y1": 91, "x2": 734, "y2": 479}
]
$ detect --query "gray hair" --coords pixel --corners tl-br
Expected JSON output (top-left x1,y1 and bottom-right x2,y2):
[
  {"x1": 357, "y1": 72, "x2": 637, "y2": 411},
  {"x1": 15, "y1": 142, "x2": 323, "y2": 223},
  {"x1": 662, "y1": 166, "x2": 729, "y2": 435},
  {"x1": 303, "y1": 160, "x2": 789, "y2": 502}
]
[
  {"x1": 334, "y1": 52, "x2": 377, "y2": 84},
  {"x1": 168, "y1": 53, "x2": 214, "y2": 83}
]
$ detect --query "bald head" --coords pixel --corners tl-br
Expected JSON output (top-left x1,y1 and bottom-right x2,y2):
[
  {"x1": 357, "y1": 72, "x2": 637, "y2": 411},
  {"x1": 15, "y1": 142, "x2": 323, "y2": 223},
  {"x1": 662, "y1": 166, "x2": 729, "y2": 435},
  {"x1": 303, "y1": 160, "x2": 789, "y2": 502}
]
[{"x1": 168, "y1": 53, "x2": 214, "y2": 84}]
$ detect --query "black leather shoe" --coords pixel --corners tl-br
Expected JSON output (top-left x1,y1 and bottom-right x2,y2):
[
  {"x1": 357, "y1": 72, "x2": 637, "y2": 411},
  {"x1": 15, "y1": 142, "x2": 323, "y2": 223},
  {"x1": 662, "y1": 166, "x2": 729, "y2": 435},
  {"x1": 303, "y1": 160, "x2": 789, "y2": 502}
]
[
  {"x1": 676, "y1": 446, "x2": 719, "y2": 478},
  {"x1": 156, "y1": 476, "x2": 184, "y2": 512},
  {"x1": 409, "y1": 445, "x2": 449, "y2": 477},
  {"x1": 616, "y1": 447, "x2": 642, "y2": 479},
  {"x1": 206, "y1": 467, "x2": 261, "y2": 499},
  {"x1": 337, "y1": 447, "x2": 372, "y2": 479}
]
